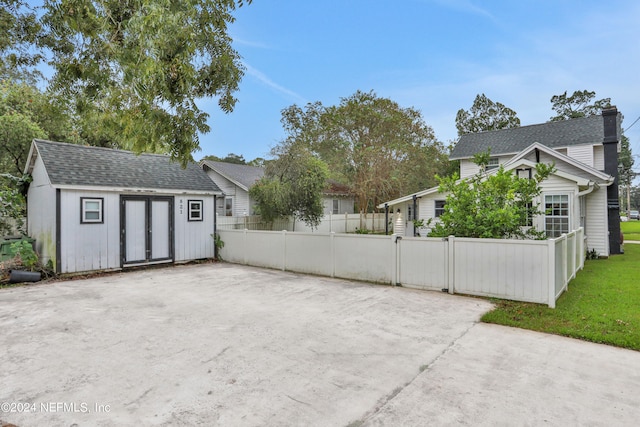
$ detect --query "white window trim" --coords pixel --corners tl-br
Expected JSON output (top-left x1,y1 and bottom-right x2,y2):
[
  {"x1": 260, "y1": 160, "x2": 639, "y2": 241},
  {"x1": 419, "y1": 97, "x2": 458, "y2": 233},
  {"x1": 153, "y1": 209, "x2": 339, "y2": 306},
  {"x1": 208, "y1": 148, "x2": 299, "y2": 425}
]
[
  {"x1": 188, "y1": 199, "x2": 203, "y2": 222},
  {"x1": 434, "y1": 200, "x2": 446, "y2": 218},
  {"x1": 486, "y1": 157, "x2": 500, "y2": 171},
  {"x1": 81, "y1": 197, "x2": 104, "y2": 224},
  {"x1": 544, "y1": 193, "x2": 570, "y2": 238},
  {"x1": 225, "y1": 197, "x2": 233, "y2": 217}
]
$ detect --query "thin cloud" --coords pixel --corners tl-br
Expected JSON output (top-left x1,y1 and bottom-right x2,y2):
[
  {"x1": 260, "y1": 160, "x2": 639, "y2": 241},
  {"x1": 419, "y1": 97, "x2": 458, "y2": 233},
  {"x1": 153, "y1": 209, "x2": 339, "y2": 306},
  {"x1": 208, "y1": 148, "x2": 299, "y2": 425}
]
[
  {"x1": 233, "y1": 37, "x2": 274, "y2": 50},
  {"x1": 243, "y1": 62, "x2": 308, "y2": 104},
  {"x1": 430, "y1": 0, "x2": 495, "y2": 20}
]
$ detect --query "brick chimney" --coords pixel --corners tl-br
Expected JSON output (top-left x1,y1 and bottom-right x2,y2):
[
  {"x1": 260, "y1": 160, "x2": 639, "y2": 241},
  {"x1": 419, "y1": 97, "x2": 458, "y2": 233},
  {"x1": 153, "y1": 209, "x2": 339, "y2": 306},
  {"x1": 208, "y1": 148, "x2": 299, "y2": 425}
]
[{"x1": 602, "y1": 106, "x2": 621, "y2": 255}]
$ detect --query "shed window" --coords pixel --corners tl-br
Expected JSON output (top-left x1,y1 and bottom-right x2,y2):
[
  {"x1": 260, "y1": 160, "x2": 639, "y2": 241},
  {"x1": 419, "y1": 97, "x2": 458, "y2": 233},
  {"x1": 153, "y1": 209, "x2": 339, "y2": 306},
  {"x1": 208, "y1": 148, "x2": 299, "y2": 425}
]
[
  {"x1": 434, "y1": 200, "x2": 446, "y2": 218},
  {"x1": 188, "y1": 200, "x2": 203, "y2": 221},
  {"x1": 81, "y1": 198, "x2": 103, "y2": 224},
  {"x1": 545, "y1": 194, "x2": 569, "y2": 237}
]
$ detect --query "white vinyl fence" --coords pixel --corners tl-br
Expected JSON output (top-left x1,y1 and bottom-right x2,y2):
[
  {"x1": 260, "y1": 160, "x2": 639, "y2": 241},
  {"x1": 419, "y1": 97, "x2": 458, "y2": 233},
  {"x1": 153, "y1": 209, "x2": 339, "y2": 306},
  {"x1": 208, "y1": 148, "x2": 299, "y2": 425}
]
[
  {"x1": 217, "y1": 213, "x2": 387, "y2": 233},
  {"x1": 218, "y1": 228, "x2": 585, "y2": 308}
]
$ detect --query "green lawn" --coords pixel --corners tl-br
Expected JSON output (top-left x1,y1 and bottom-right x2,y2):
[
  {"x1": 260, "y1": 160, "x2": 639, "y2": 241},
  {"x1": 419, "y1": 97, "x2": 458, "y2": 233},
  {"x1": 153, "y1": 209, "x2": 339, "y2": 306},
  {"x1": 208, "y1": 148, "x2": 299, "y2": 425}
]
[
  {"x1": 482, "y1": 243, "x2": 640, "y2": 351},
  {"x1": 621, "y1": 220, "x2": 640, "y2": 241}
]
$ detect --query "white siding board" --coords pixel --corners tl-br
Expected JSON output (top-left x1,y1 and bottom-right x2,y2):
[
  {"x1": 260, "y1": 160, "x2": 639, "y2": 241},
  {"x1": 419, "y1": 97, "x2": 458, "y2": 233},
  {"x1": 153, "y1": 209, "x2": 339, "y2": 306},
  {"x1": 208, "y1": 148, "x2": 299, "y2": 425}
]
[
  {"x1": 174, "y1": 195, "x2": 215, "y2": 262},
  {"x1": 585, "y1": 187, "x2": 608, "y2": 256},
  {"x1": 26, "y1": 154, "x2": 57, "y2": 267},
  {"x1": 459, "y1": 160, "x2": 478, "y2": 178},
  {"x1": 567, "y1": 145, "x2": 594, "y2": 167},
  {"x1": 593, "y1": 145, "x2": 604, "y2": 170},
  {"x1": 59, "y1": 190, "x2": 120, "y2": 273}
]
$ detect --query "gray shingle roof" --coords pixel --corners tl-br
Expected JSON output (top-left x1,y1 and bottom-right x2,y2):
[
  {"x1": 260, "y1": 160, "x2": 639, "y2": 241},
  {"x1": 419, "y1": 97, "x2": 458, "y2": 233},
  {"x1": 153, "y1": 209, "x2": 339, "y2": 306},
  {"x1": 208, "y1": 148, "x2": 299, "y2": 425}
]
[
  {"x1": 201, "y1": 160, "x2": 265, "y2": 190},
  {"x1": 450, "y1": 114, "x2": 606, "y2": 159},
  {"x1": 33, "y1": 139, "x2": 221, "y2": 193}
]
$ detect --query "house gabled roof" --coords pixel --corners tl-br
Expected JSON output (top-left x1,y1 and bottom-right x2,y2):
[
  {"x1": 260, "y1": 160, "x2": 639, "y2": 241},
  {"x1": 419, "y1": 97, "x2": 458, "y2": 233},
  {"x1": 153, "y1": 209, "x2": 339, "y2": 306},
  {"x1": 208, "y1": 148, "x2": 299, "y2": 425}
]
[
  {"x1": 450, "y1": 114, "x2": 608, "y2": 160},
  {"x1": 378, "y1": 141, "x2": 614, "y2": 208},
  {"x1": 503, "y1": 142, "x2": 613, "y2": 183},
  {"x1": 25, "y1": 139, "x2": 222, "y2": 194},
  {"x1": 200, "y1": 160, "x2": 265, "y2": 191}
]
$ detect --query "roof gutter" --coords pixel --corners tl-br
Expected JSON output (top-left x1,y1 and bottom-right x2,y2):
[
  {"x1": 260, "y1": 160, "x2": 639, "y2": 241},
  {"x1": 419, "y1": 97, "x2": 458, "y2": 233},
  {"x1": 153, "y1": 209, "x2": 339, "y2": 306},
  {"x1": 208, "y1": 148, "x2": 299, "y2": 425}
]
[{"x1": 577, "y1": 181, "x2": 597, "y2": 197}]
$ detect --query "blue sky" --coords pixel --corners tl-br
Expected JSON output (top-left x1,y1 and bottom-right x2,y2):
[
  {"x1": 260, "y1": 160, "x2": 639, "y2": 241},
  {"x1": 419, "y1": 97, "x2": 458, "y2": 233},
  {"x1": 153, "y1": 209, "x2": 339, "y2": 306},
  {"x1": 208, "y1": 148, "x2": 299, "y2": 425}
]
[{"x1": 199, "y1": 0, "x2": 640, "y2": 164}]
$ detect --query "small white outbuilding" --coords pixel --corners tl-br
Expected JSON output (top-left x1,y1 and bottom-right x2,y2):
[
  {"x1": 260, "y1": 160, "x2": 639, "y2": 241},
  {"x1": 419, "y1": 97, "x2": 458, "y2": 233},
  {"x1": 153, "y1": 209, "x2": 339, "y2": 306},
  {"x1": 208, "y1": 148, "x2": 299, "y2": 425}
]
[{"x1": 24, "y1": 139, "x2": 223, "y2": 274}]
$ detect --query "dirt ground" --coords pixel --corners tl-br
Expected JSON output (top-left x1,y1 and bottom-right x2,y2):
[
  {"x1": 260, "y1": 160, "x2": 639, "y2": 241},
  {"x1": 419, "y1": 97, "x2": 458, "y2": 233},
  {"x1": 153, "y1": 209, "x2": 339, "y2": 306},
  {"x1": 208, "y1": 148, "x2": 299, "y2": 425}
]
[{"x1": 2, "y1": 262, "x2": 639, "y2": 426}]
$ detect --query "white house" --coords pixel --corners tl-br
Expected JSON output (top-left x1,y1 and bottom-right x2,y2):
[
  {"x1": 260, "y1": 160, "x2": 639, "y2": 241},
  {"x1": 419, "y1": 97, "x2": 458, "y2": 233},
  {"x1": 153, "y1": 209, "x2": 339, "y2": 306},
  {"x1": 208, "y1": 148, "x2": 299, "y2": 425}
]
[
  {"x1": 380, "y1": 108, "x2": 622, "y2": 256},
  {"x1": 201, "y1": 160, "x2": 264, "y2": 217},
  {"x1": 201, "y1": 160, "x2": 356, "y2": 216},
  {"x1": 24, "y1": 140, "x2": 223, "y2": 274}
]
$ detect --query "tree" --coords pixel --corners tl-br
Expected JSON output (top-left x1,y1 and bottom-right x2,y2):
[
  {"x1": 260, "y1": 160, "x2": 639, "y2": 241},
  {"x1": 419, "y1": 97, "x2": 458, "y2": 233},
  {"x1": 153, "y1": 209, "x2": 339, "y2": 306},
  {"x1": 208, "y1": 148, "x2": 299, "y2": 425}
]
[
  {"x1": 0, "y1": 80, "x2": 73, "y2": 176},
  {"x1": 455, "y1": 94, "x2": 520, "y2": 137},
  {"x1": 250, "y1": 144, "x2": 328, "y2": 228},
  {"x1": 0, "y1": 173, "x2": 30, "y2": 235},
  {"x1": 200, "y1": 153, "x2": 247, "y2": 164},
  {"x1": 549, "y1": 90, "x2": 611, "y2": 121},
  {"x1": 279, "y1": 90, "x2": 448, "y2": 212},
  {"x1": 0, "y1": 0, "x2": 43, "y2": 82},
  {"x1": 548, "y1": 90, "x2": 633, "y2": 188},
  {"x1": 429, "y1": 152, "x2": 555, "y2": 239},
  {"x1": 41, "y1": 0, "x2": 251, "y2": 165}
]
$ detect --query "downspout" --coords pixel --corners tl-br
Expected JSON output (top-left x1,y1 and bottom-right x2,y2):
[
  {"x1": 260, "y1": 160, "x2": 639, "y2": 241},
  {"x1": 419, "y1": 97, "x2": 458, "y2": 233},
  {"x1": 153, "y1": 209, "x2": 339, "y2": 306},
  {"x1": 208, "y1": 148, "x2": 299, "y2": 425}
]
[
  {"x1": 384, "y1": 203, "x2": 389, "y2": 235},
  {"x1": 412, "y1": 195, "x2": 417, "y2": 236},
  {"x1": 213, "y1": 194, "x2": 218, "y2": 260}
]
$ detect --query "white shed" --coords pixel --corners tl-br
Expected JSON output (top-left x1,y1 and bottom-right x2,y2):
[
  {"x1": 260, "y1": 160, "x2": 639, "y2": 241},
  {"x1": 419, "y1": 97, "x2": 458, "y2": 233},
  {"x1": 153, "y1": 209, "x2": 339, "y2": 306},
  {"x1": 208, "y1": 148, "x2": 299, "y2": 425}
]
[{"x1": 24, "y1": 140, "x2": 224, "y2": 274}]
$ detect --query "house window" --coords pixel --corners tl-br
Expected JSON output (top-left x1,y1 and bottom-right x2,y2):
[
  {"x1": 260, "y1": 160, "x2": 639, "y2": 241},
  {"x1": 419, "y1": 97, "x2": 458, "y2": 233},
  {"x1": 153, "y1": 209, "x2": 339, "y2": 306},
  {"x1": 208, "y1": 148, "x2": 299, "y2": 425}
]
[
  {"x1": 332, "y1": 199, "x2": 339, "y2": 214},
  {"x1": 81, "y1": 197, "x2": 103, "y2": 224},
  {"x1": 188, "y1": 200, "x2": 203, "y2": 221},
  {"x1": 486, "y1": 157, "x2": 499, "y2": 171},
  {"x1": 225, "y1": 197, "x2": 233, "y2": 216},
  {"x1": 434, "y1": 200, "x2": 446, "y2": 218},
  {"x1": 545, "y1": 194, "x2": 569, "y2": 237},
  {"x1": 522, "y1": 202, "x2": 534, "y2": 227},
  {"x1": 516, "y1": 168, "x2": 532, "y2": 179}
]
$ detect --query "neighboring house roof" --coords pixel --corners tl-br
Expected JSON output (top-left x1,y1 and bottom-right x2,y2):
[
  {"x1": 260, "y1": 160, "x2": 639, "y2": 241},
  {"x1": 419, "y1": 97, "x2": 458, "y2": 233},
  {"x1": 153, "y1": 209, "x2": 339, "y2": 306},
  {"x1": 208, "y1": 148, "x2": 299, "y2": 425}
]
[
  {"x1": 201, "y1": 160, "x2": 354, "y2": 197},
  {"x1": 201, "y1": 160, "x2": 265, "y2": 191},
  {"x1": 450, "y1": 114, "x2": 610, "y2": 160},
  {"x1": 378, "y1": 142, "x2": 614, "y2": 208},
  {"x1": 325, "y1": 180, "x2": 353, "y2": 197},
  {"x1": 26, "y1": 139, "x2": 222, "y2": 193}
]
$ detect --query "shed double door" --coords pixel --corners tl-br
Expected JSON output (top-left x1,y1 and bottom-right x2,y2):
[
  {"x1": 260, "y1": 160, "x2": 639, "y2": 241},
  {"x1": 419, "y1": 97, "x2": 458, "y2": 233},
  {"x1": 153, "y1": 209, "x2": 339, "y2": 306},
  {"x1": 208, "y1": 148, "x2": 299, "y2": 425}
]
[{"x1": 121, "y1": 196, "x2": 174, "y2": 266}]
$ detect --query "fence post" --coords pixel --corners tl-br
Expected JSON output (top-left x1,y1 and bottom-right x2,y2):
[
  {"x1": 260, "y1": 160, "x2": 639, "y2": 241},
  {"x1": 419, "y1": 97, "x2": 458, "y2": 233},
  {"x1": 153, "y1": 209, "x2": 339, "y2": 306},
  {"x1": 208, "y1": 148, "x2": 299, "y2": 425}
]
[
  {"x1": 548, "y1": 239, "x2": 556, "y2": 308},
  {"x1": 243, "y1": 228, "x2": 248, "y2": 265},
  {"x1": 447, "y1": 235, "x2": 455, "y2": 294},
  {"x1": 282, "y1": 230, "x2": 287, "y2": 271},
  {"x1": 330, "y1": 232, "x2": 335, "y2": 278},
  {"x1": 562, "y1": 234, "x2": 568, "y2": 289}
]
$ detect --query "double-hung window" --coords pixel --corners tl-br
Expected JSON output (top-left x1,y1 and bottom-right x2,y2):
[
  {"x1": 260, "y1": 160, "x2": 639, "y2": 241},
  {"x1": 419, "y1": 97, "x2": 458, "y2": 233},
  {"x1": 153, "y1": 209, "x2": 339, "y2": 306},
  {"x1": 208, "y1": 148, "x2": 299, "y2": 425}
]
[{"x1": 545, "y1": 194, "x2": 569, "y2": 237}]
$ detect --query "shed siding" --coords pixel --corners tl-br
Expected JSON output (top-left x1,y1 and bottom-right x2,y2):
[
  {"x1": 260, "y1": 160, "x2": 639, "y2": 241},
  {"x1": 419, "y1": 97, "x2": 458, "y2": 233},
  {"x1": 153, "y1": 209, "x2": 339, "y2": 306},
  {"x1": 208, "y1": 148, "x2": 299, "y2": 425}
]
[
  {"x1": 174, "y1": 195, "x2": 215, "y2": 261},
  {"x1": 26, "y1": 154, "x2": 57, "y2": 267},
  {"x1": 59, "y1": 190, "x2": 120, "y2": 273}
]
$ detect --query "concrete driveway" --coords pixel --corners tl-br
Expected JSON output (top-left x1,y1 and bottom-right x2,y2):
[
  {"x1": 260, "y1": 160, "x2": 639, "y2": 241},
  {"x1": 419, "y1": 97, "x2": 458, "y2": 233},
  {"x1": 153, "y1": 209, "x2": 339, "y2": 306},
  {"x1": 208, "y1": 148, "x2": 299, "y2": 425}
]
[{"x1": 1, "y1": 263, "x2": 639, "y2": 426}]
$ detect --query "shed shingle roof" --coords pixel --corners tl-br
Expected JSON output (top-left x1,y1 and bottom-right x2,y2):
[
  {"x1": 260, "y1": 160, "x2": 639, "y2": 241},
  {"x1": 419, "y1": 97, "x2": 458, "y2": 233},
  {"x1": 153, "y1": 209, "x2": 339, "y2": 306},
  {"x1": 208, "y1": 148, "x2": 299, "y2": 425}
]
[
  {"x1": 32, "y1": 139, "x2": 221, "y2": 193},
  {"x1": 450, "y1": 114, "x2": 607, "y2": 160}
]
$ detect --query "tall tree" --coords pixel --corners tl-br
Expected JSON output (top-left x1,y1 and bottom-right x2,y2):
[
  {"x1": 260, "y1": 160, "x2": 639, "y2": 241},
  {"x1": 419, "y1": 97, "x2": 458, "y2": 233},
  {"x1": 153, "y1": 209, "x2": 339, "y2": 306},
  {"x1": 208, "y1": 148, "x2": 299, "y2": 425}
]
[
  {"x1": 250, "y1": 144, "x2": 328, "y2": 228},
  {"x1": 549, "y1": 90, "x2": 611, "y2": 121},
  {"x1": 279, "y1": 90, "x2": 448, "y2": 212},
  {"x1": 0, "y1": 0, "x2": 43, "y2": 82},
  {"x1": 41, "y1": 0, "x2": 251, "y2": 165},
  {"x1": 455, "y1": 94, "x2": 520, "y2": 137}
]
